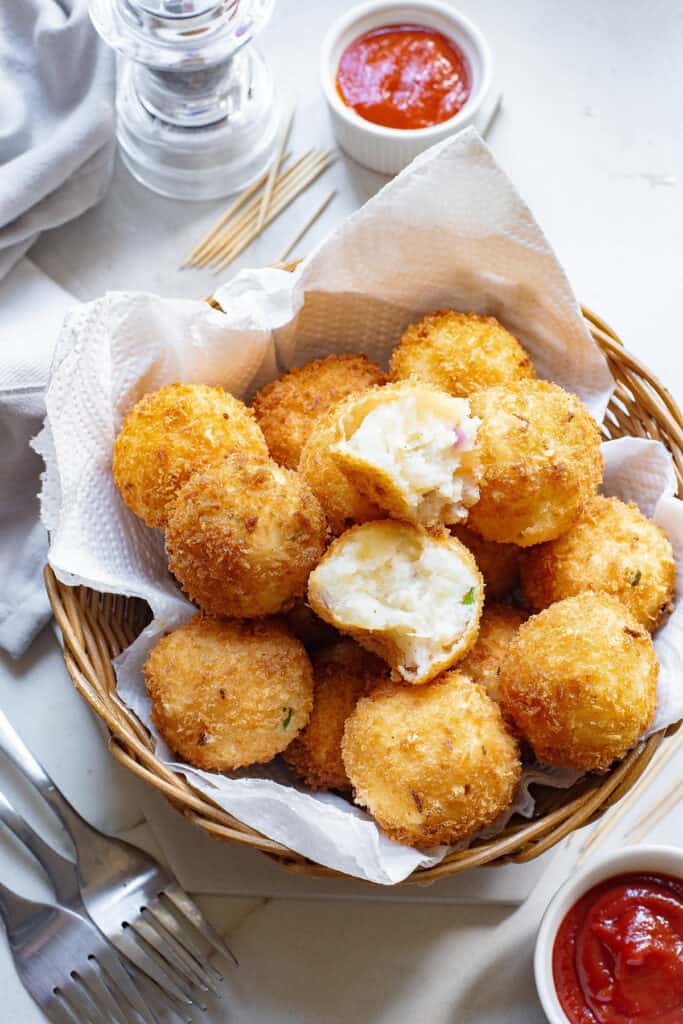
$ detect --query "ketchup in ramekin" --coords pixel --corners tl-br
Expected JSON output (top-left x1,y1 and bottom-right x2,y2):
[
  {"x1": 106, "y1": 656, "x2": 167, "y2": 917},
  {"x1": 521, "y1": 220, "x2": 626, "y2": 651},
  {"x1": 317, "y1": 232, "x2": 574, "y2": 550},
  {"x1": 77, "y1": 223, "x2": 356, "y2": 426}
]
[
  {"x1": 552, "y1": 871, "x2": 683, "y2": 1024},
  {"x1": 336, "y1": 24, "x2": 471, "y2": 130}
]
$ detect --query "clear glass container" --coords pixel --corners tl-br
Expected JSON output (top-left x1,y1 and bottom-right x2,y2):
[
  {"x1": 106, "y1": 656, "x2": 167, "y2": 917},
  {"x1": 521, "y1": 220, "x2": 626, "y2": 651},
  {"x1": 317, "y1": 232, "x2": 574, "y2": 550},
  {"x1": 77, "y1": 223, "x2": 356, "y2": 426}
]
[{"x1": 90, "y1": 0, "x2": 280, "y2": 199}]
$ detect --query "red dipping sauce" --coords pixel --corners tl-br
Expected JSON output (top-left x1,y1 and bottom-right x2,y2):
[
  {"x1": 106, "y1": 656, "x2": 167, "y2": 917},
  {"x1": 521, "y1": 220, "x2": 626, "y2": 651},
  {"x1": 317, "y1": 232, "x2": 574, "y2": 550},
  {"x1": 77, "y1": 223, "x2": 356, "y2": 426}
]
[
  {"x1": 552, "y1": 872, "x2": 683, "y2": 1024},
  {"x1": 336, "y1": 24, "x2": 471, "y2": 130}
]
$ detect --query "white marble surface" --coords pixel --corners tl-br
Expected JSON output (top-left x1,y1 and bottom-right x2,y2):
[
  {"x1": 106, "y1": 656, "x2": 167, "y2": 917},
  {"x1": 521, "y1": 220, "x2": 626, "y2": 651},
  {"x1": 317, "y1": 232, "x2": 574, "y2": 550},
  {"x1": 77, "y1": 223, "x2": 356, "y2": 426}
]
[{"x1": 2, "y1": 0, "x2": 683, "y2": 1021}]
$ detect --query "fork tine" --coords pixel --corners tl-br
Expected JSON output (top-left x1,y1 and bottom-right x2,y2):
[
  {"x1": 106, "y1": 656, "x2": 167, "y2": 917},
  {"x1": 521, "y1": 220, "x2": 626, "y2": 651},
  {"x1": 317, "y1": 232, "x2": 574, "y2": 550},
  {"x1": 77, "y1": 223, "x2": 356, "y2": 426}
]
[
  {"x1": 127, "y1": 919, "x2": 209, "y2": 1010},
  {"x1": 141, "y1": 907, "x2": 219, "y2": 995},
  {"x1": 164, "y1": 884, "x2": 239, "y2": 966},
  {"x1": 81, "y1": 964, "x2": 132, "y2": 1024},
  {"x1": 117, "y1": 924, "x2": 197, "y2": 1010},
  {"x1": 148, "y1": 898, "x2": 223, "y2": 983},
  {"x1": 153, "y1": 897, "x2": 223, "y2": 979},
  {"x1": 96, "y1": 948, "x2": 160, "y2": 1024},
  {"x1": 64, "y1": 973, "x2": 111, "y2": 1024},
  {"x1": 51, "y1": 988, "x2": 84, "y2": 1024},
  {"x1": 128, "y1": 967, "x2": 195, "y2": 1024}
]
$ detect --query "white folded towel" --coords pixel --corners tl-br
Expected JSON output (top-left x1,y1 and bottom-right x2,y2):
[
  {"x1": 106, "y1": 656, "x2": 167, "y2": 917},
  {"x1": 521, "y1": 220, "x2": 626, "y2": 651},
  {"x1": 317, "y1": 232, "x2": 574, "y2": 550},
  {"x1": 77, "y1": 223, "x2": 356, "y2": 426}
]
[
  {"x1": 0, "y1": 1, "x2": 115, "y2": 280},
  {"x1": 0, "y1": 262, "x2": 76, "y2": 656}
]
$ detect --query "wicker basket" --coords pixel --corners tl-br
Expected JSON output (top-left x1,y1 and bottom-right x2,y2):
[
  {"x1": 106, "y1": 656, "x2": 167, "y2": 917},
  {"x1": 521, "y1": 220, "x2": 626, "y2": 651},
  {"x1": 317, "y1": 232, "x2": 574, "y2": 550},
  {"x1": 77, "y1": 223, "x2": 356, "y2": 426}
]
[{"x1": 45, "y1": 304, "x2": 682, "y2": 883}]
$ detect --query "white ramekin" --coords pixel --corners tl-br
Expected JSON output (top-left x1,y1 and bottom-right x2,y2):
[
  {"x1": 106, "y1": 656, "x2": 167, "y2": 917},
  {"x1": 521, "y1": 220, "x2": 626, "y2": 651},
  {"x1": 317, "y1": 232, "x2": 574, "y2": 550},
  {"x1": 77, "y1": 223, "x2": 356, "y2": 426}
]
[
  {"x1": 320, "y1": 0, "x2": 493, "y2": 175},
  {"x1": 534, "y1": 844, "x2": 683, "y2": 1024}
]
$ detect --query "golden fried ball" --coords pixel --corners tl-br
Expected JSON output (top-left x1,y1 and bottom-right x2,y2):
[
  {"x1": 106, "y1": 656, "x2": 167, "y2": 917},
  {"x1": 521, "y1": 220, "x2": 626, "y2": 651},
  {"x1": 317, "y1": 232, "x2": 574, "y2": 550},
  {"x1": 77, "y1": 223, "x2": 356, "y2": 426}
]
[
  {"x1": 452, "y1": 525, "x2": 521, "y2": 600},
  {"x1": 166, "y1": 453, "x2": 327, "y2": 618},
  {"x1": 458, "y1": 603, "x2": 527, "y2": 705},
  {"x1": 467, "y1": 380, "x2": 603, "y2": 546},
  {"x1": 298, "y1": 403, "x2": 383, "y2": 537},
  {"x1": 308, "y1": 521, "x2": 483, "y2": 685},
  {"x1": 342, "y1": 673, "x2": 521, "y2": 846},
  {"x1": 144, "y1": 614, "x2": 313, "y2": 771},
  {"x1": 329, "y1": 381, "x2": 480, "y2": 528},
  {"x1": 253, "y1": 354, "x2": 387, "y2": 469},
  {"x1": 113, "y1": 383, "x2": 268, "y2": 528},
  {"x1": 284, "y1": 640, "x2": 388, "y2": 791},
  {"x1": 390, "y1": 311, "x2": 535, "y2": 397},
  {"x1": 498, "y1": 594, "x2": 658, "y2": 772},
  {"x1": 520, "y1": 496, "x2": 676, "y2": 631}
]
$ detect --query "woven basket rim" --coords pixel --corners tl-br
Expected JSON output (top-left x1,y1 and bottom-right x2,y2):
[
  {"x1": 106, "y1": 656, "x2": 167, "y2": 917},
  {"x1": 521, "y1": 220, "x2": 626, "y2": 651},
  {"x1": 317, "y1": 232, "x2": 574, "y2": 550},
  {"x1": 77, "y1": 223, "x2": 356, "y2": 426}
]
[{"x1": 44, "y1": 302, "x2": 683, "y2": 883}]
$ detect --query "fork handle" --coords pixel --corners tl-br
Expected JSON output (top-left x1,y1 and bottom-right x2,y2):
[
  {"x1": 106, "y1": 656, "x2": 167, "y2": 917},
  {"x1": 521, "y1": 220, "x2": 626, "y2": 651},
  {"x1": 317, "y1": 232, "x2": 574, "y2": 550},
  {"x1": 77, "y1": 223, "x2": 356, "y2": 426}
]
[
  {"x1": 0, "y1": 789, "x2": 80, "y2": 906},
  {"x1": 0, "y1": 708, "x2": 98, "y2": 849}
]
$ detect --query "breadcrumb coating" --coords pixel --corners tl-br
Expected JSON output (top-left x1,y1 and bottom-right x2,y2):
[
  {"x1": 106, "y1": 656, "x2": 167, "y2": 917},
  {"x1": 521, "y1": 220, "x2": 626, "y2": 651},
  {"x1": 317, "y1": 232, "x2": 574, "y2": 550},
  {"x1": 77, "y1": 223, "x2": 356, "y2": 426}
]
[
  {"x1": 520, "y1": 495, "x2": 676, "y2": 630},
  {"x1": 459, "y1": 603, "x2": 527, "y2": 705},
  {"x1": 284, "y1": 640, "x2": 388, "y2": 791},
  {"x1": 452, "y1": 525, "x2": 521, "y2": 600},
  {"x1": 390, "y1": 310, "x2": 535, "y2": 397},
  {"x1": 498, "y1": 593, "x2": 658, "y2": 772},
  {"x1": 166, "y1": 453, "x2": 327, "y2": 617},
  {"x1": 253, "y1": 354, "x2": 387, "y2": 469},
  {"x1": 298, "y1": 404, "x2": 384, "y2": 537},
  {"x1": 113, "y1": 382, "x2": 267, "y2": 528},
  {"x1": 468, "y1": 380, "x2": 603, "y2": 546},
  {"x1": 144, "y1": 614, "x2": 313, "y2": 771},
  {"x1": 342, "y1": 673, "x2": 521, "y2": 846}
]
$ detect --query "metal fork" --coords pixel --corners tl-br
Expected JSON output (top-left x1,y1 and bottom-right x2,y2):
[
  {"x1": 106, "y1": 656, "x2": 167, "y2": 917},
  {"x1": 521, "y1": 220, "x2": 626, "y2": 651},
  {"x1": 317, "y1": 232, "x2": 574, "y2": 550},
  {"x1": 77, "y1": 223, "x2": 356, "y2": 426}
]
[
  {"x1": 0, "y1": 709, "x2": 236, "y2": 1012},
  {"x1": 0, "y1": 878, "x2": 145, "y2": 1024},
  {"x1": 0, "y1": 788, "x2": 159, "y2": 1023}
]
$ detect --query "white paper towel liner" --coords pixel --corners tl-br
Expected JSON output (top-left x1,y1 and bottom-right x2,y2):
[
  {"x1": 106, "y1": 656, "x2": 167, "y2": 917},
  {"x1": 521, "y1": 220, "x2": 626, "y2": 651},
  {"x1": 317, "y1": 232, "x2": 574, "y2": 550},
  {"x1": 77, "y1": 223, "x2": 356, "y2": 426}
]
[{"x1": 35, "y1": 129, "x2": 683, "y2": 884}]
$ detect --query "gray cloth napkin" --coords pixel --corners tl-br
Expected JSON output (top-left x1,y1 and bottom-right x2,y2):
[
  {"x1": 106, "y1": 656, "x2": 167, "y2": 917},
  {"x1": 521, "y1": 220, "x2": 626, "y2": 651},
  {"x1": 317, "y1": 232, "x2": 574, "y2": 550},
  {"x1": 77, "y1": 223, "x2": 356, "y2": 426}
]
[
  {"x1": 0, "y1": 261, "x2": 76, "y2": 657},
  {"x1": 0, "y1": 0, "x2": 115, "y2": 280}
]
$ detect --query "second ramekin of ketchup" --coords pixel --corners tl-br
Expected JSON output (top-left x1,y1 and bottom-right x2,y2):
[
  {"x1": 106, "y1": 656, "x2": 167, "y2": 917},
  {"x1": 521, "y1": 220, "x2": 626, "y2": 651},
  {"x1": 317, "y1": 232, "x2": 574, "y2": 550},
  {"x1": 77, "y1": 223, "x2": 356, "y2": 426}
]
[
  {"x1": 535, "y1": 845, "x2": 683, "y2": 1024},
  {"x1": 320, "y1": 1, "x2": 493, "y2": 174}
]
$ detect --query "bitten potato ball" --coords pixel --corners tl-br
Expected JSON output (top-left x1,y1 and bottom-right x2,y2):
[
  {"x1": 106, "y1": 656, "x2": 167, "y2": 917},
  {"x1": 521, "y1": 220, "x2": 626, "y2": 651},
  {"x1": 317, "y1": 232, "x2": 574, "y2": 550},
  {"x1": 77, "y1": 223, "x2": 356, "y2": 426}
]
[
  {"x1": 298, "y1": 403, "x2": 383, "y2": 536},
  {"x1": 308, "y1": 520, "x2": 483, "y2": 685},
  {"x1": 253, "y1": 354, "x2": 387, "y2": 469},
  {"x1": 451, "y1": 525, "x2": 521, "y2": 600},
  {"x1": 342, "y1": 673, "x2": 521, "y2": 846},
  {"x1": 330, "y1": 381, "x2": 480, "y2": 527},
  {"x1": 113, "y1": 382, "x2": 268, "y2": 528},
  {"x1": 468, "y1": 380, "x2": 603, "y2": 546},
  {"x1": 166, "y1": 453, "x2": 327, "y2": 618},
  {"x1": 390, "y1": 310, "x2": 535, "y2": 397},
  {"x1": 520, "y1": 495, "x2": 676, "y2": 630},
  {"x1": 498, "y1": 594, "x2": 658, "y2": 772},
  {"x1": 459, "y1": 603, "x2": 527, "y2": 705},
  {"x1": 144, "y1": 614, "x2": 313, "y2": 771},
  {"x1": 284, "y1": 640, "x2": 388, "y2": 791}
]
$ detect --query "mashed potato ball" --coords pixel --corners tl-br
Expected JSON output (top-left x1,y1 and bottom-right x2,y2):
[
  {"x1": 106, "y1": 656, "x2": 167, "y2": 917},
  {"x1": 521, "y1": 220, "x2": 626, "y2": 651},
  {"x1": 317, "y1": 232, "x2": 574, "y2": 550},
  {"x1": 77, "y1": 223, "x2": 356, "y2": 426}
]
[
  {"x1": 342, "y1": 672, "x2": 521, "y2": 846},
  {"x1": 330, "y1": 381, "x2": 481, "y2": 527},
  {"x1": 390, "y1": 310, "x2": 535, "y2": 397},
  {"x1": 253, "y1": 354, "x2": 387, "y2": 469},
  {"x1": 166, "y1": 453, "x2": 327, "y2": 618},
  {"x1": 498, "y1": 593, "x2": 658, "y2": 772},
  {"x1": 113, "y1": 382, "x2": 268, "y2": 528},
  {"x1": 308, "y1": 520, "x2": 483, "y2": 685},
  {"x1": 468, "y1": 380, "x2": 603, "y2": 546},
  {"x1": 144, "y1": 614, "x2": 313, "y2": 771},
  {"x1": 298, "y1": 404, "x2": 383, "y2": 537},
  {"x1": 284, "y1": 640, "x2": 388, "y2": 791},
  {"x1": 520, "y1": 495, "x2": 676, "y2": 630},
  {"x1": 451, "y1": 525, "x2": 521, "y2": 600},
  {"x1": 459, "y1": 603, "x2": 527, "y2": 705}
]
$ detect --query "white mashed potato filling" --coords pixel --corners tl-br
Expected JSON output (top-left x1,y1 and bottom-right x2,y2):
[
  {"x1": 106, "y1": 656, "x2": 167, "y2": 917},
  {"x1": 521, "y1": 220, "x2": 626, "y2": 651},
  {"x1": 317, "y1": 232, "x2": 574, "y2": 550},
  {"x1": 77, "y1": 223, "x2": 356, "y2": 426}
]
[
  {"x1": 334, "y1": 391, "x2": 479, "y2": 525},
  {"x1": 312, "y1": 525, "x2": 480, "y2": 681}
]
